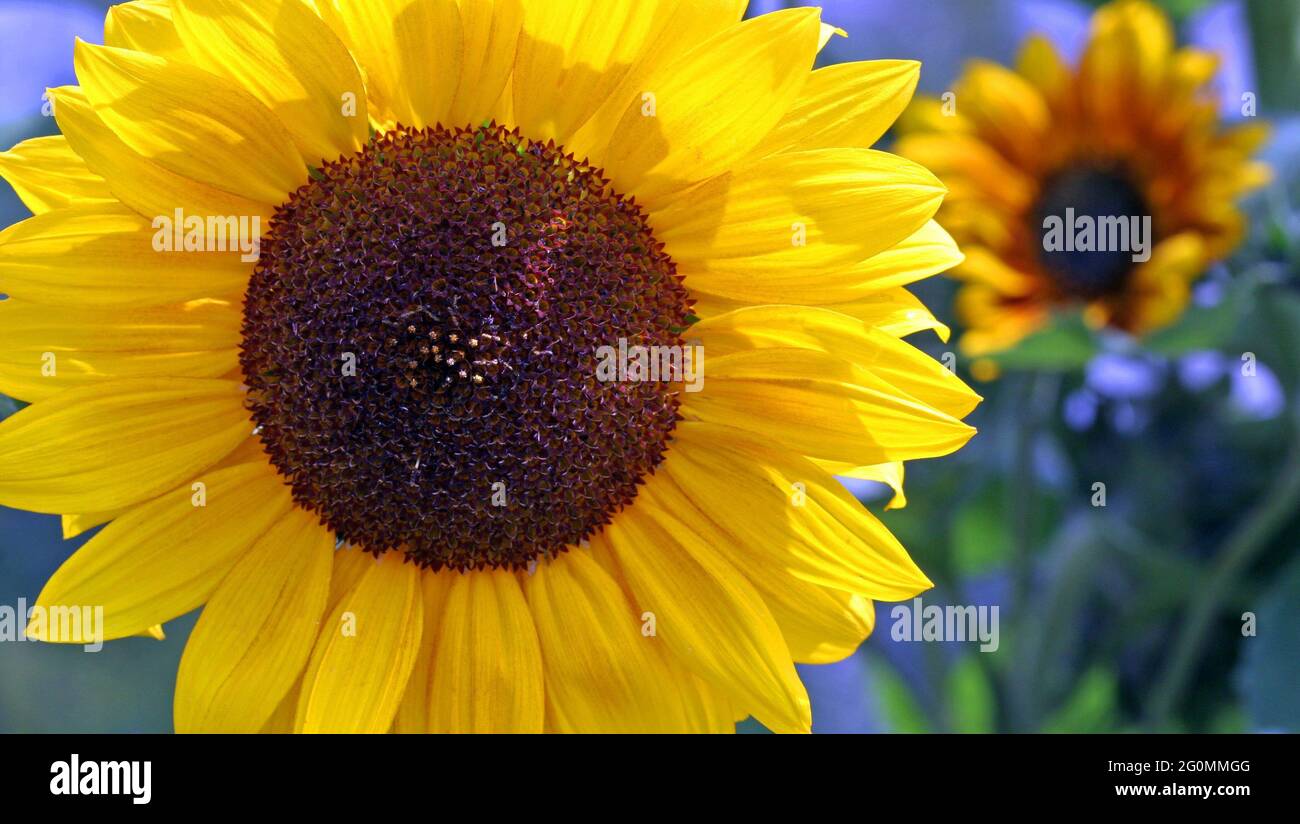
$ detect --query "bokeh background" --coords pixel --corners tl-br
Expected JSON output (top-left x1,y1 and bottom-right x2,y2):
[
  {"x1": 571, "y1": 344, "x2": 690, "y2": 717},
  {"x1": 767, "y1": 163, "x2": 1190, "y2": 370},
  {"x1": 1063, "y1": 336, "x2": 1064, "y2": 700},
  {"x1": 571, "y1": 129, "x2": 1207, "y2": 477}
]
[{"x1": 2, "y1": 0, "x2": 1298, "y2": 733}]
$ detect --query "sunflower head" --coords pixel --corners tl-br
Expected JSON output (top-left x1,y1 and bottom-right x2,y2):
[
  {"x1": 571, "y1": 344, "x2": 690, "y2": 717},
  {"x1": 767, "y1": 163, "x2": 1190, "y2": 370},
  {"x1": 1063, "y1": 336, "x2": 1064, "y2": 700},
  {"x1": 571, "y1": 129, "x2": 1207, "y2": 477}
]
[
  {"x1": 241, "y1": 121, "x2": 692, "y2": 572},
  {"x1": 0, "y1": 0, "x2": 979, "y2": 734},
  {"x1": 898, "y1": 0, "x2": 1271, "y2": 357}
]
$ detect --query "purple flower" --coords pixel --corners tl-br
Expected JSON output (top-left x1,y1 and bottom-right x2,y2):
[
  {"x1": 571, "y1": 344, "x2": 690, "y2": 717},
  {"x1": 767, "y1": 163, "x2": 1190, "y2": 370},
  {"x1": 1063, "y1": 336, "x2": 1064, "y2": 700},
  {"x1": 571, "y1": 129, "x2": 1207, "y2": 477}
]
[
  {"x1": 1230, "y1": 361, "x2": 1286, "y2": 420},
  {"x1": 1086, "y1": 353, "x2": 1164, "y2": 401},
  {"x1": 1179, "y1": 350, "x2": 1230, "y2": 392},
  {"x1": 1064, "y1": 387, "x2": 1100, "y2": 430}
]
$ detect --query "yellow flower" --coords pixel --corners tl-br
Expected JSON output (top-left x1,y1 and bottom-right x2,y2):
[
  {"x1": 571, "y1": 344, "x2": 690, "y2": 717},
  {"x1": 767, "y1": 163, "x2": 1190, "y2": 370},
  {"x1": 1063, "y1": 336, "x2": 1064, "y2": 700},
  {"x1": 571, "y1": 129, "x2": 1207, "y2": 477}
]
[
  {"x1": 0, "y1": 0, "x2": 978, "y2": 733},
  {"x1": 897, "y1": 0, "x2": 1271, "y2": 357}
]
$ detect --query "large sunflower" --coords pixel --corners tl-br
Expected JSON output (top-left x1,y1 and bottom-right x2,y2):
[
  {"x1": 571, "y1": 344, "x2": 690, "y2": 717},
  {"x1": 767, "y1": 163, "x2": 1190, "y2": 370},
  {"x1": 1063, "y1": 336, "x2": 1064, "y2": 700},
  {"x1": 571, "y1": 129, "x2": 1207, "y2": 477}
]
[
  {"x1": 897, "y1": 0, "x2": 1270, "y2": 357},
  {"x1": 0, "y1": 0, "x2": 978, "y2": 733}
]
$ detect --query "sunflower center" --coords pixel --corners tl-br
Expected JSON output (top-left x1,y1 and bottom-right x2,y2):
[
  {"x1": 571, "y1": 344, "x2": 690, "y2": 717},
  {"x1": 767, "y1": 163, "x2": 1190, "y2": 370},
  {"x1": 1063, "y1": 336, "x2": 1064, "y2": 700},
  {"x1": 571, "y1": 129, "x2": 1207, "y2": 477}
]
[
  {"x1": 240, "y1": 123, "x2": 692, "y2": 571},
  {"x1": 1031, "y1": 165, "x2": 1151, "y2": 299}
]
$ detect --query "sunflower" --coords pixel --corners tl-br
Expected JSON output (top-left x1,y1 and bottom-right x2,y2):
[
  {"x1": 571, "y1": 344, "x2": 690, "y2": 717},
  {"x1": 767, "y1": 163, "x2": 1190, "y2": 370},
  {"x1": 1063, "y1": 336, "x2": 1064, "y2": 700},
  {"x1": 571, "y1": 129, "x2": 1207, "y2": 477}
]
[
  {"x1": 897, "y1": 0, "x2": 1270, "y2": 357},
  {"x1": 0, "y1": 0, "x2": 978, "y2": 733}
]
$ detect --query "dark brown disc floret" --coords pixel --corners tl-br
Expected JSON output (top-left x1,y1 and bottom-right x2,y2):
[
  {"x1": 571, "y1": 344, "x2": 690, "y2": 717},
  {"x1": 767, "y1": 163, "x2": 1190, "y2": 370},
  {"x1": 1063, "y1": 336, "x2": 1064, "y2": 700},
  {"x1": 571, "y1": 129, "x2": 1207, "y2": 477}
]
[{"x1": 240, "y1": 123, "x2": 692, "y2": 570}]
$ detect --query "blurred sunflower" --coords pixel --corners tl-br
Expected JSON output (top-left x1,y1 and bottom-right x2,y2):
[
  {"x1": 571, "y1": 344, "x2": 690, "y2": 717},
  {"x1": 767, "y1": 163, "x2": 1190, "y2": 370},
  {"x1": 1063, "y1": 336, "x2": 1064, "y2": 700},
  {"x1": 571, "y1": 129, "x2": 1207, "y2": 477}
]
[
  {"x1": 898, "y1": 0, "x2": 1270, "y2": 357},
  {"x1": 0, "y1": 0, "x2": 978, "y2": 733}
]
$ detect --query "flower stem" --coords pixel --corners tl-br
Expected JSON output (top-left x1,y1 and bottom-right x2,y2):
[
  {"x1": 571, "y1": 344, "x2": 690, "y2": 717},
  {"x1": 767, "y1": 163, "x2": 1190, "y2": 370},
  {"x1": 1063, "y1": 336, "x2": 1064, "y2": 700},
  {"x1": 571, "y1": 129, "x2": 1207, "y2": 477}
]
[
  {"x1": 1145, "y1": 403, "x2": 1300, "y2": 728},
  {"x1": 1006, "y1": 370, "x2": 1060, "y2": 730}
]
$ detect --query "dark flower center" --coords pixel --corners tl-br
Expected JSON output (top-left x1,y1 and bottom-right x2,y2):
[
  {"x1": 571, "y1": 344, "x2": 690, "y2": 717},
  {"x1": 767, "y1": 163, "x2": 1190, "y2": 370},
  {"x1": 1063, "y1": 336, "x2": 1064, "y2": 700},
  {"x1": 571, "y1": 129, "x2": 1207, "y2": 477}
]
[
  {"x1": 1031, "y1": 165, "x2": 1152, "y2": 300},
  {"x1": 240, "y1": 123, "x2": 692, "y2": 571}
]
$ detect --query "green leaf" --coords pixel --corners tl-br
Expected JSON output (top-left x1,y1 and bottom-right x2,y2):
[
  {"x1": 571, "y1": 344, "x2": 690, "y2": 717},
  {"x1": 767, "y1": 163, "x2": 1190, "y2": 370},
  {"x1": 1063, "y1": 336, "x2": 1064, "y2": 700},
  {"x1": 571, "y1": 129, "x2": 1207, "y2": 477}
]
[
  {"x1": 1040, "y1": 667, "x2": 1119, "y2": 733},
  {"x1": 1248, "y1": 0, "x2": 1300, "y2": 113},
  {"x1": 1265, "y1": 218, "x2": 1293, "y2": 260},
  {"x1": 1234, "y1": 556, "x2": 1300, "y2": 732},
  {"x1": 1208, "y1": 706, "x2": 1248, "y2": 734},
  {"x1": 988, "y1": 312, "x2": 1097, "y2": 371},
  {"x1": 1144, "y1": 277, "x2": 1256, "y2": 356},
  {"x1": 1250, "y1": 288, "x2": 1300, "y2": 392},
  {"x1": 951, "y1": 483, "x2": 1013, "y2": 576},
  {"x1": 946, "y1": 656, "x2": 998, "y2": 733},
  {"x1": 866, "y1": 657, "x2": 931, "y2": 733}
]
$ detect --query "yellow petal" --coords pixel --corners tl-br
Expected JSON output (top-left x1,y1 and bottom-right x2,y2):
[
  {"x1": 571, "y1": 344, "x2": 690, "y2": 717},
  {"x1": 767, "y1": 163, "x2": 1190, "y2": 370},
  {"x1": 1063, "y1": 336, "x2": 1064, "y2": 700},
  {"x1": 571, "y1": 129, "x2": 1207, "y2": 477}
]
[
  {"x1": 665, "y1": 422, "x2": 934, "y2": 601},
  {"x1": 818, "y1": 22, "x2": 847, "y2": 51},
  {"x1": 51, "y1": 86, "x2": 275, "y2": 233},
  {"x1": 772, "y1": 587, "x2": 874, "y2": 664},
  {"x1": 0, "y1": 297, "x2": 240, "y2": 402},
  {"x1": 27, "y1": 461, "x2": 293, "y2": 642},
  {"x1": 0, "y1": 203, "x2": 252, "y2": 307},
  {"x1": 637, "y1": 474, "x2": 877, "y2": 665},
  {"x1": 74, "y1": 40, "x2": 304, "y2": 204},
  {"x1": 511, "y1": 0, "x2": 665, "y2": 144},
  {"x1": 585, "y1": 532, "x2": 740, "y2": 731},
  {"x1": 261, "y1": 678, "x2": 302, "y2": 733},
  {"x1": 296, "y1": 551, "x2": 423, "y2": 733},
  {"x1": 897, "y1": 93, "x2": 976, "y2": 135},
  {"x1": 429, "y1": 568, "x2": 544, "y2": 733},
  {"x1": 895, "y1": 131, "x2": 1036, "y2": 212},
  {"x1": 1081, "y1": 0, "x2": 1173, "y2": 115},
  {"x1": 688, "y1": 220, "x2": 962, "y2": 308},
  {"x1": 524, "y1": 548, "x2": 727, "y2": 732},
  {"x1": 61, "y1": 512, "x2": 110, "y2": 541},
  {"x1": 683, "y1": 348, "x2": 976, "y2": 465},
  {"x1": 952, "y1": 246, "x2": 1040, "y2": 295},
  {"x1": 827, "y1": 460, "x2": 908, "y2": 510},
  {"x1": 825, "y1": 286, "x2": 954, "y2": 342},
  {"x1": 0, "y1": 377, "x2": 251, "y2": 513},
  {"x1": 564, "y1": 0, "x2": 747, "y2": 164},
  {"x1": 313, "y1": 0, "x2": 462, "y2": 129},
  {"x1": 604, "y1": 503, "x2": 811, "y2": 732},
  {"x1": 0, "y1": 136, "x2": 112, "y2": 213},
  {"x1": 655, "y1": 148, "x2": 945, "y2": 279},
  {"x1": 59, "y1": 434, "x2": 269, "y2": 540},
  {"x1": 603, "y1": 8, "x2": 822, "y2": 206},
  {"x1": 1124, "y1": 233, "x2": 1206, "y2": 333},
  {"x1": 446, "y1": 0, "x2": 526, "y2": 127},
  {"x1": 956, "y1": 287, "x2": 1050, "y2": 357},
  {"x1": 326, "y1": 544, "x2": 373, "y2": 613},
  {"x1": 105, "y1": 0, "x2": 188, "y2": 61},
  {"x1": 1016, "y1": 34, "x2": 1070, "y2": 107},
  {"x1": 693, "y1": 305, "x2": 980, "y2": 419},
  {"x1": 174, "y1": 506, "x2": 334, "y2": 732},
  {"x1": 1164, "y1": 49, "x2": 1220, "y2": 108},
  {"x1": 952, "y1": 60, "x2": 1050, "y2": 170},
  {"x1": 171, "y1": 0, "x2": 368, "y2": 164},
  {"x1": 750, "y1": 60, "x2": 920, "y2": 157},
  {"x1": 392, "y1": 569, "x2": 453, "y2": 734}
]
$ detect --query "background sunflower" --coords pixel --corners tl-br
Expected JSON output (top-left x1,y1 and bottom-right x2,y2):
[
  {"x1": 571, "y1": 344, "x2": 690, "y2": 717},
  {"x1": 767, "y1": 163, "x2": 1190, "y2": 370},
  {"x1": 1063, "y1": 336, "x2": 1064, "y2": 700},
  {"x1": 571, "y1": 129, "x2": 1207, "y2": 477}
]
[
  {"x1": 896, "y1": 0, "x2": 1270, "y2": 357},
  {"x1": 2, "y1": 0, "x2": 1299, "y2": 734}
]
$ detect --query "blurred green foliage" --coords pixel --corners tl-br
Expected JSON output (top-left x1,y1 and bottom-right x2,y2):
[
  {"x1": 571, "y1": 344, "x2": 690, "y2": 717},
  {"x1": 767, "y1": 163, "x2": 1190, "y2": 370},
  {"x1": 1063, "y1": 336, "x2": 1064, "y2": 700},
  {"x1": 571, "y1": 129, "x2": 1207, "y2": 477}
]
[
  {"x1": 1235, "y1": 557, "x2": 1300, "y2": 731},
  {"x1": 1249, "y1": 0, "x2": 1300, "y2": 113},
  {"x1": 846, "y1": 0, "x2": 1300, "y2": 735}
]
